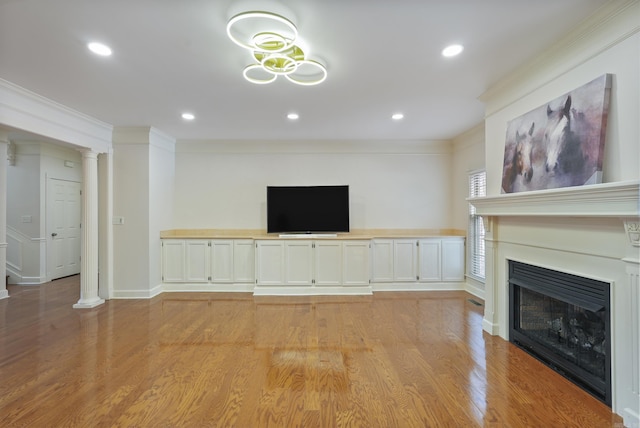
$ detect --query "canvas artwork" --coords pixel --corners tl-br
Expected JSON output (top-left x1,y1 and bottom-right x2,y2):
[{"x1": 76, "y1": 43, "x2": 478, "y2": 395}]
[{"x1": 501, "y1": 74, "x2": 611, "y2": 194}]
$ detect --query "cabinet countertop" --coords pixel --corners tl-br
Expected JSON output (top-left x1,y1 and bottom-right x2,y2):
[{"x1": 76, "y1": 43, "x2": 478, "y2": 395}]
[{"x1": 160, "y1": 229, "x2": 465, "y2": 240}]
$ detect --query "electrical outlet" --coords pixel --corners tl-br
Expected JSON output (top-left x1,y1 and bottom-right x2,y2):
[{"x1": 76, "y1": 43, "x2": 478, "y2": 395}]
[{"x1": 112, "y1": 216, "x2": 125, "y2": 225}]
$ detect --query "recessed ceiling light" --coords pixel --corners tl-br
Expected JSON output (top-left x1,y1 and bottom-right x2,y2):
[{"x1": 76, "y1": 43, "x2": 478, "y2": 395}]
[
  {"x1": 287, "y1": 113, "x2": 299, "y2": 120},
  {"x1": 181, "y1": 113, "x2": 195, "y2": 121},
  {"x1": 442, "y1": 44, "x2": 464, "y2": 57},
  {"x1": 392, "y1": 113, "x2": 404, "y2": 120},
  {"x1": 87, "y1": 42, "x2": 112, "y2": 56}
]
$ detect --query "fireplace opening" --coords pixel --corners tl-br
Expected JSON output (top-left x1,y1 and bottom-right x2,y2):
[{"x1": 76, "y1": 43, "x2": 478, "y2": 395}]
[{"x1": 508, "y1": 260, "x2": 611, "y2": 406}]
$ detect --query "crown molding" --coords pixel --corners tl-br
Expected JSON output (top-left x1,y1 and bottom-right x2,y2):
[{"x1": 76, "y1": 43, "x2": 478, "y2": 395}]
[
  {"x1": 479, "y1": 0, "x2": 640, "y2": 115},
  {"x1": 0, "y1": 78, "x2": 112, "y2": 152},
  {"x1": 175, "y1": 139, "x2": 452, "y2": 155}
]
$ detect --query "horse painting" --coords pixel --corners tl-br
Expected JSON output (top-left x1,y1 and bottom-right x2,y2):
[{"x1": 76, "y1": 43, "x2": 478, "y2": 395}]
[
  {"x1": 501, "y1": 122, "x2": 535, "y2": 193},
  {"x1": 500, "y1": 74, "x2": 611, "y2": 193}
]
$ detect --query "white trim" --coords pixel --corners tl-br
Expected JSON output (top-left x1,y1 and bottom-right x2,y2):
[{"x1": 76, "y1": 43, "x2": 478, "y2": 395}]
[
  {"x1": 253, "y1": 285, "x2": 373, "y2": 296},
  {"x1": 163, "y1": 283, "x2": 255, "y2": 293},
  {"x1": 371, "y1": 282, "x2": 466, "y2": 292},
  {"x1": 479, "y1": 0, "x2": 639, "y2": 115},
  {"x1": 175, "y1": 139, "x2": 452, "y2": 155},
  {"x1": 469, "y1": 180, "x2": 639, "y2": 217},
  {"x1": 465, "y1": 281, "x2": 485, "y2": 300},
  {"x1": 111, "y1": 284, "x2": 163, "y2": 299},
  {"x1": 0, "y1": 78, "x2": 112, "y2": 152}
]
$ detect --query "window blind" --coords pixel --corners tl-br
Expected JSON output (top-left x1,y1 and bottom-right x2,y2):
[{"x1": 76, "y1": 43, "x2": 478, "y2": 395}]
[{"x1": 468, "y1": 170, "x2": 486, "y2": 281}]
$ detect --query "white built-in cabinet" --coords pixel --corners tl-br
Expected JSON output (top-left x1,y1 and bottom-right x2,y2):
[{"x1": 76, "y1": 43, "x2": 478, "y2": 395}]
[
  {"x1": 161, "y1": 239, "x2": 255, "y2": 284},
  {"x1": 162, "y1": 236, "x2": 462, "y2": 291},
  {"x1": 371, "y1": 237, "x2": 464, "y2": 283},
  {"x1": 254, "y1": 240, "x2": 370, "y2": 287}
]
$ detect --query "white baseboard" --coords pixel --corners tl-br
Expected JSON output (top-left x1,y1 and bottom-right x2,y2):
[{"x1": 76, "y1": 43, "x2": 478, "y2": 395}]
[
  {"x1": 371, "y1": 281, "x2": 465, "y2": 292},
  {"x1": 253, "y1": 285, "x2": 373, "y2": 296},
  {"x1": 163, "y1": 283, "x2": 255, "y2": 293},
  {"x1": 482, "y1": 318, "x2": 500, "y2": 335},
  {"x1": 465, "y1": 282, "x2": 485, "y2": 300},
  {"x1": 111, "y1": 284, "x2": 163, "y2": 299}
]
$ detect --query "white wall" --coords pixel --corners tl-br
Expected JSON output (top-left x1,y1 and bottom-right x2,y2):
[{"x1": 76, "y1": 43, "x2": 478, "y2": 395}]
[
  {"x1": 451, "y1": 124, "x2": 485, "y2": 231},
  {"x1": 112, "y1": 127, "x2": 175, "y2": 298},
  {"x1": 173, "y1": 140, "x2": 454, "y2": 231},
  {"x1": 482, "y1": 5, "x2": 639, "y2": 196},
  {"x1": 113, "y1": 133, "x2": 151, "y2": 296},
  {"x1": 148, "y1": 129, "x2": 175, "y2": 290},
  {"x1": 6, "y1": 142, "x2": 82, "y2": 284}
]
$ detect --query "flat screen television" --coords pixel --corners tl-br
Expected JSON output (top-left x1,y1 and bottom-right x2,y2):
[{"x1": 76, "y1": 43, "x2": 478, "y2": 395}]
[{"x1": 267, "y1": 185, "x2": 350, "y2": 234}]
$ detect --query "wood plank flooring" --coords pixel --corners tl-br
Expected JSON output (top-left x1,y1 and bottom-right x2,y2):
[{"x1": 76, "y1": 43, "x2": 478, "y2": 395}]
[{"x1": 0, "y1": 276, "x2": 624, "y2": 427}]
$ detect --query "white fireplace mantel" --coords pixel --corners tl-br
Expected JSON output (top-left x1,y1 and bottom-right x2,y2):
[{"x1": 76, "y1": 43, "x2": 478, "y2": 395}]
[
  {"x1": 468, "y1": 180, "x2": 639, "y2": 218},
  {"x1": 472, "y1": 179, "x2": 640, "y2": 424}
]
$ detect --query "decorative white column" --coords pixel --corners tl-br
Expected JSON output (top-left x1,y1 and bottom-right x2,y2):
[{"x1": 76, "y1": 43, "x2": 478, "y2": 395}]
[
  {"x1": 74, "y1": 150, "x2": 104, "y2": 308},
  {"x1": 0, "y1": 133, "x2": 8, "y2": 300},
  {"x1": 620, "y1": 219, "x2": 640, "y2": 425},
  {"x1": 482, "y1": 215, "x2": 498, "y2": 335}
]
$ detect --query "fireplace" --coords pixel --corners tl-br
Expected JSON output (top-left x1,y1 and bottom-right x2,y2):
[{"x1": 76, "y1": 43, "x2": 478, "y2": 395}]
[{"x1": 508, "y1": 260, "x2": 611, "y2": 405}]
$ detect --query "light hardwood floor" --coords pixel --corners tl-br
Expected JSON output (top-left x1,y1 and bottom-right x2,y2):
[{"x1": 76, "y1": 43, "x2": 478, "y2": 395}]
[{"x1": 0, "y1": 276, "x2": 623, "y2": 427}]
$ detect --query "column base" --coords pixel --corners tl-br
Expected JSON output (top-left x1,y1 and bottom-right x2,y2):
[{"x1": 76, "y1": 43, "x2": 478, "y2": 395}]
[
  {"x1": 0, "y1": 289, "x2": 8, "y2": 300},
  {"x1": 73, "y1": 298, "x2": 105, "y2": 309}
]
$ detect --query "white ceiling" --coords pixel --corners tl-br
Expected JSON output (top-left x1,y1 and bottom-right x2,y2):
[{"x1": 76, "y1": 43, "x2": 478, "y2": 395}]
[{"x1": 0, "y1": 0, "x2": 610, "y2": 142}]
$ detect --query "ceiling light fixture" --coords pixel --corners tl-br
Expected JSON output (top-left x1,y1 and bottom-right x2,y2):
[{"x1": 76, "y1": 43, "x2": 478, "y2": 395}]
[
  {"x1": 442, "y1": 44, "x2": 464, "y2": 57},
  {"x1": 87, "y1": 42, "x2": 112, "y2": 56},
  {"x1": 226, "y1": 11, "x2": 327, "y2": 86},
  {"x1": 287, "y1": 113, "x2": 299, "y2": 120},
  {"x1": 392, "y1": 113, "x2": 404, "y2": 120},
  {"x1": 181, "y1": 112, "x2": 195, "y2": 120}
]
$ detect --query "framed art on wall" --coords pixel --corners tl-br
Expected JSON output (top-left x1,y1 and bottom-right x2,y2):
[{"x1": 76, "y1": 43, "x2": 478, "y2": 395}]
[{"x1": 501, "y1": 74, "x2": 612, "y2": 194}]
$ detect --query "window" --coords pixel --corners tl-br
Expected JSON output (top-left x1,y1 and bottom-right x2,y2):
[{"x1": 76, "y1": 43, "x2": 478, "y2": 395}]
[{"x1": 468, "y1": 170, "x2": 486, "y2": 281}]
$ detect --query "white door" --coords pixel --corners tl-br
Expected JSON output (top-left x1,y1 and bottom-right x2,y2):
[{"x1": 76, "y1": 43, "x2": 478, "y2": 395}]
[
  {"x1": 342, "y1": 240, "x2": 370, "y2": 286},
  {"x1": 442, "y1": 238, "x2": 465, "y2": 281},
  {"x1": 162, "y1": 240, "x2": 186, "y2": 282},
  {"x1": 233, "y1": 240, "x2": 254, "y2": 283},
  {"x1": 314, "y1": 241, "x2": 342, "y2": 286},
  {"x1": 285, "y1": 240, "x2": 313, "y2": 286},
  {"x1": 418, "y1": 239, "x2": 442, "y2": 282},
  {"x1": 47, "y1": 178, "x2": 81, "y2": 281},
  {"x1": 185, "y1": 240, "x2": 210, "y2": 282},
  {"x1": 394, "y1": 239, "x2": 418, "y2": 282},
  {"x1": 211, "y1": 240, "x2": 233, "y2": 283},
  {"x1": 255, "y1": 241, "x2": 285, "y2": 285},
  {"x1": 371, "y1": 239, "x2": 394, "y2": 282}
]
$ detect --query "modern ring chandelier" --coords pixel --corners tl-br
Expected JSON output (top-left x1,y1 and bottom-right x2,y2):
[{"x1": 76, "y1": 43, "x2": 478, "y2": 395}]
[{"x1": 226, "y1": 11, "x2": 327, "y2": 86}]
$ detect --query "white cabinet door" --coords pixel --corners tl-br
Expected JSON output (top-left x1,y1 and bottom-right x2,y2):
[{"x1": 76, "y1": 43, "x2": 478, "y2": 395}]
[
  {"x1": 343, "y1": 240, "x2": 370, "y2": 286},
  {"x1": 418, "y1": 239, "x2": 441, "y2": 282},
  {"x1": 233, "y1": 240, "x2": 255, "y2": 283},
  {"x1": 162, "y1": 240, "x2": 186, "y2": 282},
  {"x1": 256, "y1": 241, "x2": 285, "y2": 285},
  {"x1": 211, "y1": 240, "x2": 233, "y2": 283},
  {"x1": 314, "y1": 241, "x2": 342, "y2": 286},
  {"x1": 394, "y1": 239, "x2": 418, "y2": 282},
  {"x1": 371, "y1": 239, "x2": 394, "y2": 282},
  {"x1": 285, "y1": 240, "x2": 313, "y2": 286},
  {"x1": 442, "y1": 238, "x2": 465, "y2": 281},
  {"x1": 185, "y1": 240, "x2": 210, "y2": 282}
]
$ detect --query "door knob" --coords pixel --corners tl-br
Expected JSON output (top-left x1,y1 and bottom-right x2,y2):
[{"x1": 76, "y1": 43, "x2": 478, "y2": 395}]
[{"x1": 51, "y1": 233, "x2": 58, "y2": 237}]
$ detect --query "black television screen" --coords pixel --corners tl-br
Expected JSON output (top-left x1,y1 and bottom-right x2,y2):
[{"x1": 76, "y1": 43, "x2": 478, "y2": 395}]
[{"x1": 267, "y1": 185, "x2": 350, "y2": 233}]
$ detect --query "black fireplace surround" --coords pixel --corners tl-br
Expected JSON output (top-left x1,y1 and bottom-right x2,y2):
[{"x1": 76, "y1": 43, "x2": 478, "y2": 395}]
[{"x1": 508, "y1": 260, "x2": 611, "y2": 406}]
